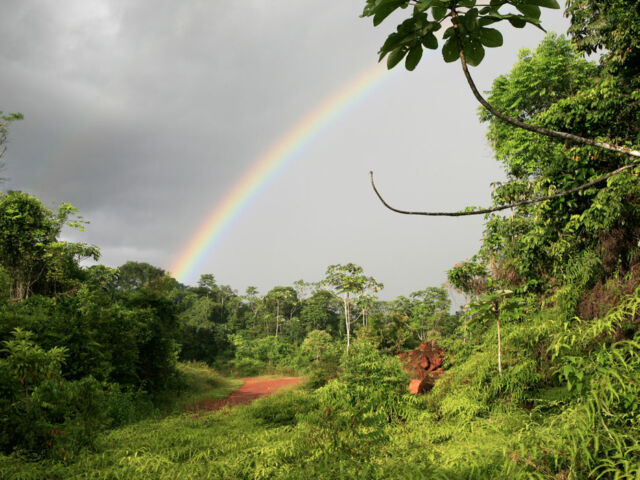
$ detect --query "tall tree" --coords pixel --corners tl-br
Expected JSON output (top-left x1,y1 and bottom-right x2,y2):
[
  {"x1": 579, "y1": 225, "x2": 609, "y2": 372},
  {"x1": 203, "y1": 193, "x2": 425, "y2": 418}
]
[
  {"x1": 117, "y1": 261, "x2": 167, "y2": 290},
  {"x1": 299, "y1": 289, "x2": 342, "y2": 336},
  {"x1": 323, "y1": 263, "x2": 383, "y2": 352},
  {"x1": 263, "y1": 286, "x2": 298, "y2": 338},
  {"x1": 243, "y1": 286, "x2": 261, "y2": 329},
  {"x1": 0, "y1": 111, "x2": 23, "y2": 184},
  {"x1": 0, "y1": 191, "x2": 98, "y2": 302},
  {"x1": 409, "y1": 287, "x2": 451, "y2": 342}
]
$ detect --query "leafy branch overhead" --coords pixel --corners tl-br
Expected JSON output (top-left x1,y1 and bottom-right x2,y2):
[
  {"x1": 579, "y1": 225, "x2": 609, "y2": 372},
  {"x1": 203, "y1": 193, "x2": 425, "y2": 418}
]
[
  {"x1": 362, "y1": 0, "x2": 560, "y2": 70},
  {"x1": 363, "y1": 0, "x2": 640, "y2": 217},
  {"x1": 363, "y1": 0, "x2": 640, "y2": 160}
]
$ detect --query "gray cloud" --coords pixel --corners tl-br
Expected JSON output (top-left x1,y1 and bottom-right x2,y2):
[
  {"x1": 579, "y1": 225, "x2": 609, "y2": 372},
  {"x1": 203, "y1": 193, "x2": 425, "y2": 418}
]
[{"x1": 0, "y1": 0, "x2": 569, "y2": 298}]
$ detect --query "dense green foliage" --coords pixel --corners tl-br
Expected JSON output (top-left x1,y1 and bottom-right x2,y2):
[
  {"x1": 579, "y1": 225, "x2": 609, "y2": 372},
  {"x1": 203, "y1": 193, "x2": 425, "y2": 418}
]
[{"x1": 566, "y1": 0, "x2": 640, "y2": 77}]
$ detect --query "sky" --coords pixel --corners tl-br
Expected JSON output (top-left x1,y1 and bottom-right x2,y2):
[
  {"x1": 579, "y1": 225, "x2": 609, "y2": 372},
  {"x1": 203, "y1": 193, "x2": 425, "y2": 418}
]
[{"x1": 0, "y1": 1, "x2": 570, "y2": 303}]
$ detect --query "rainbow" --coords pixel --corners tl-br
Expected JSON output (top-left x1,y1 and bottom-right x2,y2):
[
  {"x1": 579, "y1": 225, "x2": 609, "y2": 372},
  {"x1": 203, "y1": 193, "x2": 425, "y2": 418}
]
[{"x1": 169, "y1": 63, "x2": 397, "y2": 284}]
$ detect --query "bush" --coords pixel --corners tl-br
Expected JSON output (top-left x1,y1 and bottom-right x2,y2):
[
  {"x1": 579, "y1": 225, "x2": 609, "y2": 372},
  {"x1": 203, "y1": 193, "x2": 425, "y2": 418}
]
[
  {"x1": 231, "y1": 357, "x2": 267, "y2": 376},
  {"x1": 0, "y1": 329, "x2": 153, "y2": 458},
  {"x1": 303, "y1": 339, "x2": 412, "y2": 433},
  {"x1": 248, "y1": 390, "x2": 318, "y2": 427},
  {"x1": 230, "y1": 335, "x2": 296, "y2": 375},
  {"x1": 296, "y1": 330, "x2": 341, "y2": 388}
]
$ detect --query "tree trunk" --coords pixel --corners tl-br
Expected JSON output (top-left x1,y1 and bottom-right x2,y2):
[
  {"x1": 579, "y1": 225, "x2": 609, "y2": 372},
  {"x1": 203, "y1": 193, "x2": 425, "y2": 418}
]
[
  {"x1": 345, "y1": 292, "x2": 350, "y2": 354},
  {"x1": 275, "y1": 299, "x2": 280, "y2": 339},
  {"x1": 10, "y1": 275, "x2": 28, "y2": 303},
  {"x1": 496, "y1": 315, "x2": 502, "y2": 376}
]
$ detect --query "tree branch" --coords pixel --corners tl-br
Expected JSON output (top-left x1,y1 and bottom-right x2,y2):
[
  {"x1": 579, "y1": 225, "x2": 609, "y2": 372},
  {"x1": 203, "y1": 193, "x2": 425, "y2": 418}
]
[
  {"x1": 370, "y1": 159, "x2": 640, "y2": 216},
  {"x1": 450, "y1": 10, "x2": 640, "y2": 159}
]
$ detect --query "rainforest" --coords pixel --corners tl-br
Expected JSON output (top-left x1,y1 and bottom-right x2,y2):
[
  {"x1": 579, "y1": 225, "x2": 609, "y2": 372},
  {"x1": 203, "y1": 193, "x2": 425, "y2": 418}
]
[{"x1": 1, "y1": 0, "x2": 640, "y2": 478}]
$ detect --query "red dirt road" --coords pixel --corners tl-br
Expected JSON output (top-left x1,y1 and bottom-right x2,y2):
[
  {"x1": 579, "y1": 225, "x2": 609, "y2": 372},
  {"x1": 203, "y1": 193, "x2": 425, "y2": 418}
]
[{"x1": 194, "y1": 377, "x2": 303, "y2": 412}]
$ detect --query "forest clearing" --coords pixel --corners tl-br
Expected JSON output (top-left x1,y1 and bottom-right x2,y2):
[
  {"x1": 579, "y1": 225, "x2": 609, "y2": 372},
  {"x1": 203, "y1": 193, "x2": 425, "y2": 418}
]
[{"x1": 2, "y1": 0, "x2": 640, "y2": 478}]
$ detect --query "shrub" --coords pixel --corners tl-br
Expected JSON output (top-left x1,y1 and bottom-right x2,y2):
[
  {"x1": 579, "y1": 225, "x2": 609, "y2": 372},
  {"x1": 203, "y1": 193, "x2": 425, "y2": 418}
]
[
  {"x1": 0, "y1": 329, "x2": 153, "y2": 458},
  {"x1": 248, "y1": 390, "x2": 318, "y2": 427},
  {"x1": 231, "y1": 357, "x2": 267, "y2": 376}
]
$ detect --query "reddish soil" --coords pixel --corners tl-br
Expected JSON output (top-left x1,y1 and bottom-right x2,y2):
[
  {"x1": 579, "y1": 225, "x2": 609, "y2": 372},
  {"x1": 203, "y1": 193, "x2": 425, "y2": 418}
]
[
  {"x1": 192, "y1": 377, "x2": 303, "y2": 412},
  {"x1": 398, "y1": 342, "x2": 445, "y2": 394}
]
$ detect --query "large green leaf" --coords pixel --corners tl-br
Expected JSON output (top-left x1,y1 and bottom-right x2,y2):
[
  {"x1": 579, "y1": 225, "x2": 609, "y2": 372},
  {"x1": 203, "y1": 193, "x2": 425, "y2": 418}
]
[
  {"x1": 526, "y1": 0, "x2": 560, "y2": 8},
  {"x1": 508, "y1": 16, "x2": 527, "y2": 28},
  {"x1": 478, "y1": 16, "x2": 500, "y2": 26},
  {"x1": 405, "y1": 45, "x2": 423, "y2": 70},
  {"x1": 432, "y1": 6, "x2": 447, "y2": 20},
  {"x1": 462, "y1": 37, "x2": 485, "y2": 66},
  {"x1": 463, "y1": 8, "x2": 479, "y2": 31},
  {"x1": 387, "y1": 47, "x2": 408, "y2": 68},
  {"x1": 378, "y1": 32, "x2": 404, "y2": 59},
  {"x1": 442, "y1": 37, "x2": 460, "y2": 63},
  {"x1": 422, "y1": 32, "x2": 438, "y2": 49},
  {"x1": 479, "y1": 27, "x2": 503, "y2": 47},
  {"x1": 372, "y1": 0, "x2": 404, "y2": 26},
  {"x1": 415, "y1": 0, "x2": 434, "y2": 12},
  {"x1": 516, "y1": 4, "x2": 541, "y2": 19}
]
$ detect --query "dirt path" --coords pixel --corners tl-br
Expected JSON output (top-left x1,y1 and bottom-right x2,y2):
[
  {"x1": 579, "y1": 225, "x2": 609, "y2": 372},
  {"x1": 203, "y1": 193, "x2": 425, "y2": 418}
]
[{"x1": 193, "y1": 377, "x2": 303, "y2": 412}]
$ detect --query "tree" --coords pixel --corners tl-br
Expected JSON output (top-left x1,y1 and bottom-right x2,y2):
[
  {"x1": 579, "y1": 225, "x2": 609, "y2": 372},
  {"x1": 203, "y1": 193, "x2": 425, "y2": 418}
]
[
  {"x1": 292, "y1": 279, "x2": 314, "y2": 301},
  {"x1": 197, "y1": 273, "x2": 217, "y2": 294},
  {"x1": 362, "y1": 0, "x2": 640, "y2": 218},
  {"x1": 300, "y1": 329, "x2": 334, "y2": 363},
  {"x1": 243, "y1": 286, "x2": 261, "y2": 329},
  {"x1": 0, "y1": 191, "x2": 98, "y2": 302},
  {"x1": 469, "y1": 34, "x2": 640, "y2": 294},
  {"x1": 465, "y1": 289, "x2": 523, "y2": 375},
  {"x1": 0, "y1": 111, "x2": 23, "y2": 184},
  {"x1": 263, "y1": 286, "x2": 298, "y2": 338},
  {"x1": 117, "y1": 261, "x2": 167, "y2": 290},
  {"x1": 217, "y1": 284, "x2": 236, "y2": 322},
  {"x1": 299, "y1": 289, "x2": 342, "y2": 336},
  {"x1": 408, "y1": 287, "x2": 451, "y2": 342},
  {"x1": 323, "y1": 263, "x2": 383, "y2": 352},
  {"x1": 566, "y1": 0, "x2": 640, "y2": 77},
  {"x1": 353, "y1": 293, "x2": 377, "y2": 327}
]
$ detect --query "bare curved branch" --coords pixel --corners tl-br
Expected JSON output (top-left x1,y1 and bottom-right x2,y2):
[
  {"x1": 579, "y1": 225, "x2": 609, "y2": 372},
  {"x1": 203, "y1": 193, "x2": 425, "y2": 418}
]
[
  {"x1": 449, "y1": 10, "x2": 640, "y2": 159},
  {"x1": 370, "y1": 159, "x2": 640, "y2": 217}
]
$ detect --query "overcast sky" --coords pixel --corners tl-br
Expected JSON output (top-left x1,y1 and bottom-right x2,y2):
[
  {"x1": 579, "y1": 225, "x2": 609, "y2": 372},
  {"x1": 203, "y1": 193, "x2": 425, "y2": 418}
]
[{"x1": 0, "y1": 1, "x2": 569, "y2": 303}]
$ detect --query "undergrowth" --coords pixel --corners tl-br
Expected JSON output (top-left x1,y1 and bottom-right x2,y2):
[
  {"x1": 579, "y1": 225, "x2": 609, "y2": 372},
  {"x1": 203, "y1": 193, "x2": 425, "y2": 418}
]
[{"x1": 3, "y1": 291, "x2": 640, "y2": 479}]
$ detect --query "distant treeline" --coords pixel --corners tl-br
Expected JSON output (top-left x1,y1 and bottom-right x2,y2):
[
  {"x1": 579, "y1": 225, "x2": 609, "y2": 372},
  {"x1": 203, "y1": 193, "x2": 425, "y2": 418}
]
[{"x1": 0, "y1": 189, "x2": 461, "y2": 457}]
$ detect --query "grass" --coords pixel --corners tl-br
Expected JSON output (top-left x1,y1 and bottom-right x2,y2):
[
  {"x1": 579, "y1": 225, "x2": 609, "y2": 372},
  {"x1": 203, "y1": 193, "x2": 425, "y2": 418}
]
[
  {"x1": 0, "y1": 364, "x2": 312, "y2": 480},
  {"x1": 157, "y1": 362, "x2": 243, "y2": 414}
]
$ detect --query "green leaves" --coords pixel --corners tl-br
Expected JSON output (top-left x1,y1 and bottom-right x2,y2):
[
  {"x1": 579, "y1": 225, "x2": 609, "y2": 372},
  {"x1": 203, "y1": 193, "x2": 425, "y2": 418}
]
[
  {"x1": 527, "y1": 0, "x2": 560, "y2": 7},
  {"x1": 372, "y1": 0, "x2": 406, "y2": 26},
  {"x1": 422, "y1": 32, "x2": 438, "y2": 49},
  {"x1": 405, "y1": 45, "x2": 423, "y2": 70},
  {"x1": 365, "y1": 0, "x2": 559, "y2": 69},
  {"x1": 387, "y1": 46, "x2": 409, "y2": 68},
  {"x1": 479, "y1": 27, "x2": 503, "y2": 47},
  {"x1": 515, "y1": 4, "x2": 541, "y2": 19},
  {"x1": 442, "y1": 38, "x2": 460, "y2": 63},
  {"x1": 462, "y1": 37, "x2": 485, "y2": 66},
  {"x1": 431, "y1": 6, "x2": 448, "y2": 20}
]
